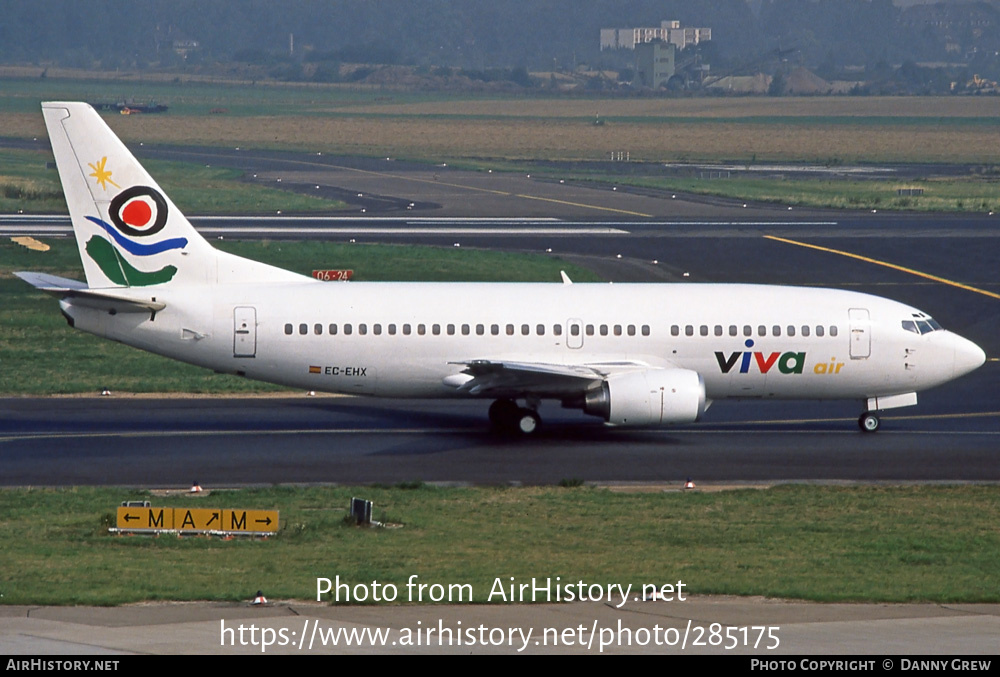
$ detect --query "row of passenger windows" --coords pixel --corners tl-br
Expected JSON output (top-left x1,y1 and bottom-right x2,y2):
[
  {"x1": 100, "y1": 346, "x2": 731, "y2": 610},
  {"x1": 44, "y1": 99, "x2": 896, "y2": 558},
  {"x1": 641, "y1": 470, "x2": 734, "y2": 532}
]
[
  {"x1": 284, "y1": 322, "x2": 652, "y2": 337},
  {"x1": 671, "y1": 324, "x2": 839, "y2": 338}
]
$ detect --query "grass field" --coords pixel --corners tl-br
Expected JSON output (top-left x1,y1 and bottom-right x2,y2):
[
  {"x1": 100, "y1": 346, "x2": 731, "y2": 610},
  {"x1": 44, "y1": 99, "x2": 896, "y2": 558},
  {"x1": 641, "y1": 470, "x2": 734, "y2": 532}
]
[
  {"x1": 0, "y1": 148, "x2": 346, "y2": 214},
  {"x1": 0, "y1": 484, "x2": 996, "y2": 605},
  {"x1": 5, "y1": 76, "x2": 1000, "y2": 212},
  {"x1": 7, "y1": 110, "x2": 1000, "y2": 165},
  {"x1": 4, "y1": 76, "x2": 1000, "y2": 164},
  {"x1": 588, "y1": 174, "x2": 1000, "y2": 213},
  {"x1": 0, "y1": 239, "x2": 601, "y2": 395}
]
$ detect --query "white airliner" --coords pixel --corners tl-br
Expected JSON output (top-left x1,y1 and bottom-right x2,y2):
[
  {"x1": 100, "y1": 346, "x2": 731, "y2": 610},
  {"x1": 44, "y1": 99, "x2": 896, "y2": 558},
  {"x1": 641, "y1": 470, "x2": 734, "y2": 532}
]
[{"x1": 18, "y1": 102, "x2": 986, "y2": 434}]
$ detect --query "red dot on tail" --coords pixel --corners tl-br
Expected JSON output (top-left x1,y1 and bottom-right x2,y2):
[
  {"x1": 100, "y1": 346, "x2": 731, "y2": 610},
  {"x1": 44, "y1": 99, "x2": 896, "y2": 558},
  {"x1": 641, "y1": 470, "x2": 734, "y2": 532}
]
[{"x1": 122, "y1": 200, "x2": 152, "y2": 228}]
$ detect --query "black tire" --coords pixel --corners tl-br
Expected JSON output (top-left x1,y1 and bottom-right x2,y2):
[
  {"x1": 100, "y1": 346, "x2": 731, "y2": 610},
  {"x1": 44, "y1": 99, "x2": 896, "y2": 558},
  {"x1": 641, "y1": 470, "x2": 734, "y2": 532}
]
[
  {"x1": 488, "y1": 399, "x2": 519, "y2": 429},
  {"x1": 858, "y1": 412, "x2": 881, "y2": 433}
]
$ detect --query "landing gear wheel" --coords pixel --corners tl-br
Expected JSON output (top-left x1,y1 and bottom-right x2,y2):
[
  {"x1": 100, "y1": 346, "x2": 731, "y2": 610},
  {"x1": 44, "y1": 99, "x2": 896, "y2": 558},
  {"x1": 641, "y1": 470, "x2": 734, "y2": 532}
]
[
  {"x1": 515, "y1": 408, "x2": 541, "y2": 435},
  {"x1": 858, "y1": 412, "x2": 881, "y2": 433},
  {"x1": 488, "y1": 400, "x2": 541, "y2": 435},
  {"x1": 489, "y1": 399, "x2": 519, "y2": 429}
]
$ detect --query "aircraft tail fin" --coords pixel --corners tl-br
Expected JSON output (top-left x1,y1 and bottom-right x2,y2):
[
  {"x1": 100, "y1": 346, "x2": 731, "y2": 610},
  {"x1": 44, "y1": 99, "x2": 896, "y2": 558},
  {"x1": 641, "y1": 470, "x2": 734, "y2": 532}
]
[{"x1": 41, "y1": 102, "x2": 307, "y2": 288}]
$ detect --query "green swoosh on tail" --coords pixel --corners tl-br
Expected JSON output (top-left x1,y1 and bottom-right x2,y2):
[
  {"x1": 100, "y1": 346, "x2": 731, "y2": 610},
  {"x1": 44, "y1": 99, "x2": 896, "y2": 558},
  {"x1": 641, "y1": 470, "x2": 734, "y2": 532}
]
[{"x1": 86, "y1": 236, "x2": 177, "y2": 286}]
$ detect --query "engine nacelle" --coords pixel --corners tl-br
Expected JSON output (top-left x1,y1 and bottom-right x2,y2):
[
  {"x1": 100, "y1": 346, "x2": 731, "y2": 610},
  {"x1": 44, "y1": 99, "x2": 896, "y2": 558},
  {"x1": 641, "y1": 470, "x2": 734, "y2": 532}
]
[{"x1": 583, "y1": 369, "x2": 707, "y2": 427}]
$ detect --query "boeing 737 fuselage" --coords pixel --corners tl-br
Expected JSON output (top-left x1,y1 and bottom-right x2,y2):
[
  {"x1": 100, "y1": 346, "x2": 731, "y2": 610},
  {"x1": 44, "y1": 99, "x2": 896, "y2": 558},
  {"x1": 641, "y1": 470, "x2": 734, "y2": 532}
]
[{"x1": 18, "y1": 103, "x2": 986, "y2": 434}]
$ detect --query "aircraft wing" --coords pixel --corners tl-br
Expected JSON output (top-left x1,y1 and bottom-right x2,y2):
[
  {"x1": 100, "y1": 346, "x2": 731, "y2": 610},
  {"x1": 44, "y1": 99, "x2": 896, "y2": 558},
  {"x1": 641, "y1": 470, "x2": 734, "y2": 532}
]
[{"x1": 446, "y1": 359, "x2": 652, "y2": 398}]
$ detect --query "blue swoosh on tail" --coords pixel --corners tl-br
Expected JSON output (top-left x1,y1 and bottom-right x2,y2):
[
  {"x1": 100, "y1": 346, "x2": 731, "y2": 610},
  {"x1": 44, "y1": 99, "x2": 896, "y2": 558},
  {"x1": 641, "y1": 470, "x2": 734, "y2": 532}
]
[{"x1": 86, "y1": 216, "x2": 188, "y2": 255}]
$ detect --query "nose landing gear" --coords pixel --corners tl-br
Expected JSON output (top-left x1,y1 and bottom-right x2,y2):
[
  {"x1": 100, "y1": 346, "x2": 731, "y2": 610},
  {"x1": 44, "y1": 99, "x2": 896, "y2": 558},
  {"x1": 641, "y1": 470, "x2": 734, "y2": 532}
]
[{"x1": 858, "y1": 411, "x2": 881, "y2": 433}]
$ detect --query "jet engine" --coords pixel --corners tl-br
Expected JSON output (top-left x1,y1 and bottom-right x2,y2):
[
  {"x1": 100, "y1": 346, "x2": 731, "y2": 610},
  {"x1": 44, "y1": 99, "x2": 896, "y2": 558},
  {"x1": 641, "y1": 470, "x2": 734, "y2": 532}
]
[{"x1": 583, "y1": 369, "x2": 707, "y2": 426}]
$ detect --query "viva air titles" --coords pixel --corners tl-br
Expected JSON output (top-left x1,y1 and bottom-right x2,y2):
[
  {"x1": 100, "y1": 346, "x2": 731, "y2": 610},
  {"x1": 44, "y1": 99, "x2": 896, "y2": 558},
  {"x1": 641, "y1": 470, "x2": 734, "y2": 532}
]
[{"x1": 715, "y1": 340, "x2": 842, "y2": 376}]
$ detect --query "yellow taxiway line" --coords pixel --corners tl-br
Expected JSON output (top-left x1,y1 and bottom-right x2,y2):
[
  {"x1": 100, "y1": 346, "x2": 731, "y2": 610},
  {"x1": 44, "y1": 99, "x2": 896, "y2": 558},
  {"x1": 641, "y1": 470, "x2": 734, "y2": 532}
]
[{"x1": 764, "y1": 235, "x2": 1000, "y2": 301}]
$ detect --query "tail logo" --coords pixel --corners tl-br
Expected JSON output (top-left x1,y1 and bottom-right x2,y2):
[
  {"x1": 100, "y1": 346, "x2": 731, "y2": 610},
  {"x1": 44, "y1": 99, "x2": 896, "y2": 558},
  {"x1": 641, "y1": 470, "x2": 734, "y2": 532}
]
[
  {"x1": 109, "y1": 186, "x2": 168, "y2": 237},
  {"x1": 83, "y1": 164, "x2": 187, "y2": 285},
  {"x1": 87, "y1": 156, "x2": 121, "y2": 190}
]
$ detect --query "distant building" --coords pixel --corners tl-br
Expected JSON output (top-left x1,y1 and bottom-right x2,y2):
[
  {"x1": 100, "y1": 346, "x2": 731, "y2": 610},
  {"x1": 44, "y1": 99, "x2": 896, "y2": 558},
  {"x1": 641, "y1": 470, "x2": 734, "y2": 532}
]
[
  {"x1": 634, "y1": 41, "x2": 676, "y2": 88},
  {"x1": 172, "y1": 40, "x2": 200, "y2": 59},
  {"x1": 601, "y1": 20, "x2": 711, "y2": 51}
]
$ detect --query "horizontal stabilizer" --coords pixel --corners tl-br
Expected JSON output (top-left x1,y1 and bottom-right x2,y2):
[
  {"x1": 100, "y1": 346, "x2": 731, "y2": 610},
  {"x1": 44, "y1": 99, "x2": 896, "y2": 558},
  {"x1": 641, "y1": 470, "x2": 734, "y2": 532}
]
[
  {"x1": 15, "y1": 271, "x2": 165, "y2": 313},
  {"x1": 14, "y1": 271, "x2": 87, "y2": 292}
]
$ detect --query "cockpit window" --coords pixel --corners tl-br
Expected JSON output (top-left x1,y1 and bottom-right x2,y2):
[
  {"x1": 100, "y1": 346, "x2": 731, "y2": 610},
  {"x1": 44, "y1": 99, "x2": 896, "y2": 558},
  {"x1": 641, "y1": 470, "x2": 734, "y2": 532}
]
[{"x1": 902, "y1": 317, "x2": 943, "y2": 335}]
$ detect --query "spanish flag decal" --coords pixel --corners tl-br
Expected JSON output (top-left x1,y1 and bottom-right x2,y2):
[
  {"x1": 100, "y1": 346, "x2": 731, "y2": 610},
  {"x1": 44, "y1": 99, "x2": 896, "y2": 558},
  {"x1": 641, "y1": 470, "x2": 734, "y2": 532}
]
[{"x1": 309, "y1": 366, "x2": 321, "y2": 374}]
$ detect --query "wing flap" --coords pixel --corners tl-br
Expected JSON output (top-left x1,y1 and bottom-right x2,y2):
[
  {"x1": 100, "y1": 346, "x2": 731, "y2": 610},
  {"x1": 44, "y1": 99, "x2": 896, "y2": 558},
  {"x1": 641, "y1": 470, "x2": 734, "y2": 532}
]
[{"x1": 446, "y1": 359, "x2": 647, "y2": 398}]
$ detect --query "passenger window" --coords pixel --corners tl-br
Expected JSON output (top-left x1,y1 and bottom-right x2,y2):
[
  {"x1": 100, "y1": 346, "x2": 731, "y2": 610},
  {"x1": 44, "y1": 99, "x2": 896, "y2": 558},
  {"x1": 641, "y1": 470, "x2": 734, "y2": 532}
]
[
  {"x1": 491, "y1": 324, "x2": 499, "y2": 336},
  {"x1": 521, "y1": 324, "x2": 530, "y2": 336},
  {"x1": 787, "y1": 325, "x2": 795, "y2": 337},
  {"x1": 553, "y1": 324, "x2": 562, "y2": 336},
  {"x1": 641, "y1": 325, "x2": 650, "y2": 336},
  {"x1": 685, "y1": 325, "x2": 694, "y2": 337},
  {"x1": 476, "y1": 324, "x2": 485, "y2": 335},
  {"x1": 829, "y1": 325, "x2": 838, "y2": 337},
  {"x1": 714, "y1": 325, "x2": 723, "y2": 337},
  {"x1": 537, "y1": 324, "x2": 545, "y2": 336},
  {"x1": 344, "y1": 324, "x2": 353, "y2": 335},
  {"x1": 359, "y1": 324, "x2": 368, "y2": 335},
  {"x1": 570, "y1": 325, "x2": 580, "y2": 336},
  {"x1": 314, "y1": 323, "x2": 323, "y2": 335},
  {"x1": 403, "y1": 324, "x2": 411, "y2": 335},
  {"x1": 758, "y1": 325, "x2": 767, "y2": 336},
  {"x1": 508, "y1": 324, "x2": 516, "y2": 336},
  {"x1": 801, "y1": 325, "x2": 810, "y2": 337},
  {"x1": 772, "y1": 325, "x2": 781, "y2": 337},
  {"x1": 600, "y1": 325, "x2": 609, "y2": 336},
  {"x1": 431, "y1": 324, "x2": 440, "y2": 335},
  {"x1": 447, "y1": 324, "x2": 455, "y2": 335},
  {"x1": 586, "y1": 324, "x2": 595, "y2": 336},
  {"x1": 329, "y1": 324, "x2": 338, "y2": 335},
  {"x1": 743, "y1": 325, "x2": 752, "y2": 337},
  {"x1": 729, "y1": 325, "x2": 738, "y2": 337},
  {"x1": 816, "y1": 325, "x2": 825, "y2": 337},
  {"x1": 299, "y1": 323, "x2": 308, "y2": 335},
  {"x1": 374, "y1": 324, "x2": 383, "y2": 335},
  {"x1": 417, "y1": 324, "x2": 426, "y2": 335},
  {"x1": 388, "y1": 324, "x2": 396, "y2": 335},
  {"x1": 284, "y1": 323, "x2": 293, "y2": 335},
  {"x1": 462, "y1": 324, "x2": 470, "y2": 336},
  {"x1": 671, "y1": 325, "x2": 680, "y2": 337},
  {"x1": 628, "y1": 325, "x2": 636, "y2": 336},
  {"x1": 699, "y1": 325, "x2": 708, "y2": 337}
]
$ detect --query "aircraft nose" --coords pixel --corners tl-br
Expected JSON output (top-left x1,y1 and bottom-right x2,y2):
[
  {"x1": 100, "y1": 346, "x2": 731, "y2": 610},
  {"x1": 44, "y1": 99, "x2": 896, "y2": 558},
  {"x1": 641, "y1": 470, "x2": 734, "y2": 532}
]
[{"x1": 953, "y1": 334, "x2": 986, "y2": 378}]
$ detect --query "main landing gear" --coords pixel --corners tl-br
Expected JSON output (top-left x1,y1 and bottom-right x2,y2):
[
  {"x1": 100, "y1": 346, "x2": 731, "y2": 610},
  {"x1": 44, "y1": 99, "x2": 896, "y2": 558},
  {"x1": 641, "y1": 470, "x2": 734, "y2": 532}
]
[
  {"x1": 489, "y1": 398, "x2": 541, "y2": 435},
  {"x1": 858, "y1": 411, "x2": 881, "y2": 433}
]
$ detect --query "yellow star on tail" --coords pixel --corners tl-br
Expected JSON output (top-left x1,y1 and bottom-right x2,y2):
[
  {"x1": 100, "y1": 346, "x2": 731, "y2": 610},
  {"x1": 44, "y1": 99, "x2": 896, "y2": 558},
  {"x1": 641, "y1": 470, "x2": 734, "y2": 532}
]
[{"x1": 88, "y1": 156, "x2": 120, "y2": 190}]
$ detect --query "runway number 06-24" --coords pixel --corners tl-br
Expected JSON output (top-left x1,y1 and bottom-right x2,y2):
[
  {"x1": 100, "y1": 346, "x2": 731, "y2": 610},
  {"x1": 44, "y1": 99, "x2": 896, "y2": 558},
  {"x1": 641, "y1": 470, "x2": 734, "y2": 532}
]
[{"x1": 312, "y1": 269, "x2": 354, "y2": 281}]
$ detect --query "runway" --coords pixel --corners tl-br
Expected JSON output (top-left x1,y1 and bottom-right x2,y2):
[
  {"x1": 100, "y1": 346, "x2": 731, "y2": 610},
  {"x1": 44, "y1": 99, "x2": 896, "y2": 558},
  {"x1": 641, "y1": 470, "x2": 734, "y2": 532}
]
[
  {"x1": 2, "y1": 144, "x2": 998, "y2": 487},
  {"x1": 1, "y1": 387, "x2": 998, "y2": 486}
]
